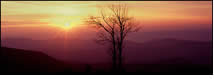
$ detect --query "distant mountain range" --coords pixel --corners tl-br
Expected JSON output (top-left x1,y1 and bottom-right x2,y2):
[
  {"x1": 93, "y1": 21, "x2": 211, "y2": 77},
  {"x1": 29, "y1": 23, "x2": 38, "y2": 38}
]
[
  {"x1": 1, "y1": 38, "x2": 212, "y2": 64},
  {"x1": 124, "y1": 38, "x2": 212, "y2": 64},
  {"x1": 1, "y1": 38, "x2": 212, "y2": 74}
]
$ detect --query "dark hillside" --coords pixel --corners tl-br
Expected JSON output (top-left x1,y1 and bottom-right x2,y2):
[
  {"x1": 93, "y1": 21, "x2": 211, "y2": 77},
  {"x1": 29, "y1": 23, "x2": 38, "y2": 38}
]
[{"x1": 0, "y1": 47, "x2": 67, "y2": 74}]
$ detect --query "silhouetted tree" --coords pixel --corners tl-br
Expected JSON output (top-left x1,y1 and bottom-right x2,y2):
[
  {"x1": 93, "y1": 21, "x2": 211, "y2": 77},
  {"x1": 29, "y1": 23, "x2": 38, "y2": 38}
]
[{"x1": 86, "y1": 4, "x2": 140, "y2": 72}]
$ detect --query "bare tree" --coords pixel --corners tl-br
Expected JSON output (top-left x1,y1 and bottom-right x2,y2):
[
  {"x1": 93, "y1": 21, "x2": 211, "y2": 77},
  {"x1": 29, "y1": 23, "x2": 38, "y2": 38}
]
[{"x1": 86, "y1": 4, "x2": 140, "y2": 72}]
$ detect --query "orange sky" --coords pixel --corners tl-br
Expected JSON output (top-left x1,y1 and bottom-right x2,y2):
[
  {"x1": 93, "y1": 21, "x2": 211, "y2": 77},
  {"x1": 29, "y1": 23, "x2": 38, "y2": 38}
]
[{"x1": 1, "y1": 1, "x2": 212, "y2": 31}]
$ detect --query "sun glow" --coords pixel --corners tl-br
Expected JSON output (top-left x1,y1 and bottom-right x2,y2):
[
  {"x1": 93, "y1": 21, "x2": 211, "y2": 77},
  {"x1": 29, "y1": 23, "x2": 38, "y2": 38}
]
[
  {"x1": 63, "y1": 22, "x2": 72, "y2": 30},
  {"x1": 44, "y1": 16, "x2": 83, "y2": 31},
  {"x1": 65, "y1": 23, "x2": 70, "y2": 27}
]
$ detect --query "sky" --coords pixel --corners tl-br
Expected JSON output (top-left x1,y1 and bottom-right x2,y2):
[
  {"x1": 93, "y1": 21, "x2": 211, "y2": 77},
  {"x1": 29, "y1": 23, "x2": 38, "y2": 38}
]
[{"x1": 1, "y1": 1, "x2": 212, "y2": 42}]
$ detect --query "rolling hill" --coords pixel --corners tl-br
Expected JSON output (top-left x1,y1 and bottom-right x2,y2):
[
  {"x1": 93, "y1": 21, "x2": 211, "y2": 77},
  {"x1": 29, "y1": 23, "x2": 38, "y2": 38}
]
[{"x1": 0, "y1": 47, "x2": 67, "y2": 74}]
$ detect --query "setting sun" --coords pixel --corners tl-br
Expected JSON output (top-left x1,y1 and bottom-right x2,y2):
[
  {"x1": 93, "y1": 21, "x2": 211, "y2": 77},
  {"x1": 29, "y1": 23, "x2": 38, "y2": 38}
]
[
  {"x1": 62, "y1": 22, "x2": 72, "y2": 30},
  {"x1": 65, "y1": 23, "x2": 70, "y2": 27},
  {"x1": 64, "y1": 22, "x2": 71, "y2": 28}
]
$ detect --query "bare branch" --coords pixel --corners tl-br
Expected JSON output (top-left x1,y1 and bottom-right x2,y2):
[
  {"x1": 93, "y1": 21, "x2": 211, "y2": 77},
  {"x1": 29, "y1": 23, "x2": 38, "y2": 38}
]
[{"x1": 85, "y1": 4, "x2": 141, "y2": 70}]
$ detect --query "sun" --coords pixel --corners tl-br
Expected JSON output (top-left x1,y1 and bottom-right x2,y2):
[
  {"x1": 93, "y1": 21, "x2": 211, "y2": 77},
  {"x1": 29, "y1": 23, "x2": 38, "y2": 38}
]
[
  {"x1": 65, "y1": 22, "x2": 70, "y2": 27},
  {"x1": 63, "y1": 22, "x2": 71, "y2": 30}
]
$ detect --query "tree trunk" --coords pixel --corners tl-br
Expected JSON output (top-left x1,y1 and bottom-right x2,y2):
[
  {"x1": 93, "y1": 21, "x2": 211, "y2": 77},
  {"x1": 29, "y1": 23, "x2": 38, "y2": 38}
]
[
  {"x1": 112, "y1": 34, "x2": 117, "y2": 72},
  {"x1": 112, "y1": 51, "x2": 117, "y2": 72},
  {"x1": 118, "y1": 40, "x2": 123, "y2": 72},
  {"x1": 118, "y1": 27, "x2": 124, "y2": 72}
]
